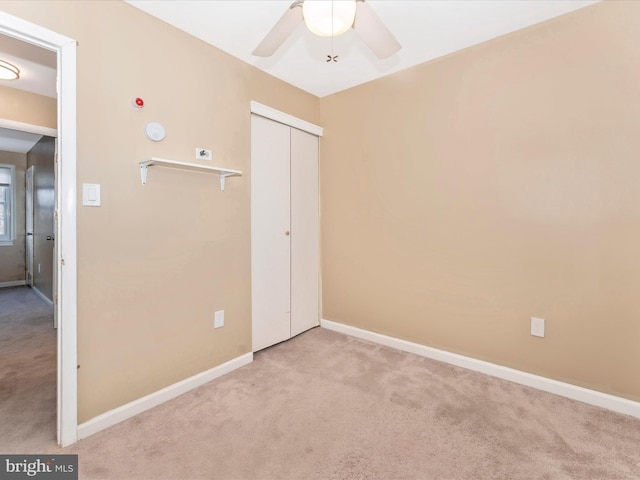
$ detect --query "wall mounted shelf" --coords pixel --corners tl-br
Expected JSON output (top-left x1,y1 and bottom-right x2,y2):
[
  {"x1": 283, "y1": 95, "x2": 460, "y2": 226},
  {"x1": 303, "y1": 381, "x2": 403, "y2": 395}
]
[{"x1": 139, "y1": 158, "x2": 242, "y2": 191}]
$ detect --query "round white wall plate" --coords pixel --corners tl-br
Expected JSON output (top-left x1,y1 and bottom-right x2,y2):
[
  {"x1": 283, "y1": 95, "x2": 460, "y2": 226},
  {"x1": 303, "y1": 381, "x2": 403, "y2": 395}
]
[{"x1": 145, "y1": 121, "x2": 166, "y2": 142}]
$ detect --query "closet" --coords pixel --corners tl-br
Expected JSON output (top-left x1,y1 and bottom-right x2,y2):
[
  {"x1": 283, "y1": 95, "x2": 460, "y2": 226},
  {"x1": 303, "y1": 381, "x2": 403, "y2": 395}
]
[{"x1": 250, "y1": 106, "x2": 321, "y2": 352}]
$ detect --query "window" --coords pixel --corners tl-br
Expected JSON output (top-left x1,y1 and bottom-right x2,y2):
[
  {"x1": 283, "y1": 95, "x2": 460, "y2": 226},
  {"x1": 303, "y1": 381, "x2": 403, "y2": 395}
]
[{"x1": 0, "y1": 164, "x2": 16, "y2": 246}]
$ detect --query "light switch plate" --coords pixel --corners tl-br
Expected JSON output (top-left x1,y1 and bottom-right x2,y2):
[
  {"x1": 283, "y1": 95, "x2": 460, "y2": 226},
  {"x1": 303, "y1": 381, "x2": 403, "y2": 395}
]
[{"x1": 82, "y1": 183, "x2": 101, "y2": 207}]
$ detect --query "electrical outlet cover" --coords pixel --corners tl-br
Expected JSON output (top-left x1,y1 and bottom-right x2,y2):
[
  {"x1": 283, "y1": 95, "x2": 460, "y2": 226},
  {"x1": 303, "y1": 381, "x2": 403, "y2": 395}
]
[
  {"x1": 196, "y1": 148, "x2": 212, "y2": 160},
  {"x1": 214, "y1": 310, "x2": 224, "y2": 328}
]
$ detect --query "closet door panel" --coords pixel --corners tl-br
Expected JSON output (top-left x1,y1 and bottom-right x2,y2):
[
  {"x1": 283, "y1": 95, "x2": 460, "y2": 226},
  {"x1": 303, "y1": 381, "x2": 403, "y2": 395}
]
[
  {"x1": 251, "y1": 115, "x2": 292, "y2": 351},
  {"x1": 290, "y1": 127, "x2": 320, "y2": 337}
]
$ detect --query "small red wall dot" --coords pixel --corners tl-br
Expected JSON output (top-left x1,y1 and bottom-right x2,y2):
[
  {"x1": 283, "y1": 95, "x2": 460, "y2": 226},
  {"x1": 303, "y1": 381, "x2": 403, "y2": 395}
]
[{"x1": 132, "y1": 97, "x2": 144, "y2": 109}]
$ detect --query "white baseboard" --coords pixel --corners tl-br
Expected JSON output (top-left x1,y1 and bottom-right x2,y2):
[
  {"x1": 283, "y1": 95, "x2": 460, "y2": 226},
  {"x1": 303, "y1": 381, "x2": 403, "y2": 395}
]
[
  {"x1": 321, "y1": 319, "x2": 640, "y2": 419},
  {"x1": 0, "y1": 280, "x2": 26, "y2": 288},
  {"x1": 78, "y1": 352, "x2": 253, "y2": 440},
  {"x1": 31, "y1": 286, "x2": 54, "y2": 307}
]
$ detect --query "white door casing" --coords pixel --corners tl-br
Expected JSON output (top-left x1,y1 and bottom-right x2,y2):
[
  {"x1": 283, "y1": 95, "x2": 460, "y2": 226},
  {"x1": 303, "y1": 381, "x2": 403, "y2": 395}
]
[
  {"x1": 52, "y1": 137, "x2": 58, "y2": 328},
  {"x1": 0, "y1": 11, "x2": 78, "y2": 447},
  {"x1": 26, "y1": 165, "x2": 34, "y2": 287}
]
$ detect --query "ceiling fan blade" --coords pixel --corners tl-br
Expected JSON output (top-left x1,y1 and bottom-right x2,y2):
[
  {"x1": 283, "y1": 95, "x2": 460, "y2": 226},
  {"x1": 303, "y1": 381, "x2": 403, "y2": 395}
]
[
  {"x1": 252, "y1": 1, "x2": 304, "y2": 57},
  {"x1": 353, "y1": 0, "x2": 401, "y2": 59}
]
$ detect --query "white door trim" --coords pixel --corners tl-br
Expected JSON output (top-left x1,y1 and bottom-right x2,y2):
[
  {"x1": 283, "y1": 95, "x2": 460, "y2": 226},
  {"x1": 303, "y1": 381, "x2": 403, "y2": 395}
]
[
  {"x1": 0, "y1": 11, "x2": 78, "y2": 447},
  {"x1": 26, "y1": 165, "x2": 34, "y2": 287},
  {"x1": 250, "y1": 101, "x2": 324, "y2": 137}
]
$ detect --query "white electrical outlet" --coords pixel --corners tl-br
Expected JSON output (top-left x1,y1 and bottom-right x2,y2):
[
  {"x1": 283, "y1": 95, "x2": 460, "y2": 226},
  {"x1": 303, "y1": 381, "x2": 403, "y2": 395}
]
[
  {"x1": 531, "y1": 317, "x2": 545, "y2": 338},
  {"x1": 214, "y1": 310, "x2": 224, "y2": 329},
  {"x1": 196, "y1": 148, "x2": 212, "y2": 160}
]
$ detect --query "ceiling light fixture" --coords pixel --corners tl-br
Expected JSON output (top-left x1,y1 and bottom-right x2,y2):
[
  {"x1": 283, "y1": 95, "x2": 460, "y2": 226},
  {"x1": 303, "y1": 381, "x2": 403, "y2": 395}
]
[
  {"x1": 0, "y1": 60, "x2": 20, "y2": 80},
  {"x1": 302, "y1": 0, "x2": 356, "y2": 37}
]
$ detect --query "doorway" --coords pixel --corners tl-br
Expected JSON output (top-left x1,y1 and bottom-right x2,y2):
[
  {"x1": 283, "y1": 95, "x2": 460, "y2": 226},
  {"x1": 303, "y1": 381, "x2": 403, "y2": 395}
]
[
  {"x1": 25, "y1": 136, "x2": 57, "y2": 317},
  {"x1": 0, "y1": 11, "x2": 77, "y2": 446},
  {"x1": 250, "y1": 102, "x2": 322, "y2": 352},
  {"x1": 0, "y1": 122, "x2": 58, "y2": 453}
]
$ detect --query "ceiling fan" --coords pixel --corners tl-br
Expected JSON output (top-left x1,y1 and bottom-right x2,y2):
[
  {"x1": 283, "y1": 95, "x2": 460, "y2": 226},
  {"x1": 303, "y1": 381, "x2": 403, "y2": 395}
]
[{"x1": 252, "y1": 0, "x2": 401, "y2": 59}]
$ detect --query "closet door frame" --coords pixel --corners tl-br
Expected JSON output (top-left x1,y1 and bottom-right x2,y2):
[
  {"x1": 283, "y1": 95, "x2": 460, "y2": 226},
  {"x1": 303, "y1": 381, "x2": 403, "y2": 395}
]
[
  {"x1": 250, "y1": 102, "x2": 323, "y2": 352},
  {"x1": 250, "y1": 102, "x2": 323, "y2": 139}
]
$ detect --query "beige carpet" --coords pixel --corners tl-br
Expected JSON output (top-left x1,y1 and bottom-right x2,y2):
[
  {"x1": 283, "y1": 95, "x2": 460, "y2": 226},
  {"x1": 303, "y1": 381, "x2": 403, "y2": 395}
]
[
  {"x1": 4, "y1": 307, "x2": 640, "y2": 479},
  {"x1": 0, "y1": 286, "x2": 56, "y2": 453}
]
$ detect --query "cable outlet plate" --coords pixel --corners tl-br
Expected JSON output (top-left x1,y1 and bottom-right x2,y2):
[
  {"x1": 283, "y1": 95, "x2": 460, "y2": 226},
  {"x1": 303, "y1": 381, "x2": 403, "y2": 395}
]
[
  {"x1": 214, "y1": 310, "x2": 224, "y2": 329},
  {"x1": 196, "y1": 147, "x2": 212, "y2": 160},
  {"x1": 531, "y1": 317, "x2": 545, "y2": 337}
]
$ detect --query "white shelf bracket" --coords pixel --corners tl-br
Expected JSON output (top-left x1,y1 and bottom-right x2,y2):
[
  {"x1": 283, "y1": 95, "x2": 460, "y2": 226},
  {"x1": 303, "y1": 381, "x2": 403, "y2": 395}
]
[
  {"x1": 140, "y1": 163, "x2": 148, "y2": 185},
  {"x1": 220, "y1": 173, "x2": 232, "y2": 192}
]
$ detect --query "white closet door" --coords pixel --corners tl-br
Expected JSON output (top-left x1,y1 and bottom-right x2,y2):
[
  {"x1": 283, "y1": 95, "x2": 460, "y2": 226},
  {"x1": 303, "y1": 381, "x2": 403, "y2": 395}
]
[
  {"x1": 251, "y1": 115, "x2": 291, "y2": 351},
  {"x1": 290, "y1": 128, "x2": 319, "y2": 337}
]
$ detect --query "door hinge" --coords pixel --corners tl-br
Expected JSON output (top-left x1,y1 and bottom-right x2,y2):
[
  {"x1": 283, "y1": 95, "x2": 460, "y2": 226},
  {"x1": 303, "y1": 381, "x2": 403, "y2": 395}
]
[{"x1": 60, "y1": 258, "x2": 65, "y2": 266}]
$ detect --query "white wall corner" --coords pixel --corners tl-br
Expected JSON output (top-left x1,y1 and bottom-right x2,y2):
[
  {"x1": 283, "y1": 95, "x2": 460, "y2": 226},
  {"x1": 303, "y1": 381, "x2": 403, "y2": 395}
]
[
  {"x1": 77, "y1": 352, "x2": 253, "y2": 440},
  {"x1": 320, "y1": 319, "x2": 640, "y2": 420}
]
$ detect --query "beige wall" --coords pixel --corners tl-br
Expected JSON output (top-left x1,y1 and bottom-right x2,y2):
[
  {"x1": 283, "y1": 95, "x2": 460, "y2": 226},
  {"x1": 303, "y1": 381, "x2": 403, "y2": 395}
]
[
  {"x1": 27, "y1": 136, "x2": 55, "y2": 301},
  {"x1": 0, "y1": 85, "x2": 56, "y2": 129},
  {"x1": 0, "y1": 0, "x2": 320, "y2": 422},
  {"x1": 5, "y1": 0, "x2": 636, "y2": 425},
  {"x1": 320, "y1": 1, "x2": 640, "y2": 402},
  {"x1": 0, "y1": 150, "x2": 26, "y2": 283}
]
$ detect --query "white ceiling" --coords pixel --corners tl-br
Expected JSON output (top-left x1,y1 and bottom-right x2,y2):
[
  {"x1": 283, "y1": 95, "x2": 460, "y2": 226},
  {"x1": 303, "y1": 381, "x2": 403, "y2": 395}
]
[
  {"x1": 0, "y1": 126, "x2": 42, "y2": 154},
  {"x1": 126, "y1": 0, "x2": 599, "y2": 98},
  {"x1": 0, "y1": 33, "x2": 56, "y2": 99},
  {"x1": 0, "y1": 35, "x2": 55, "y2": 153}
]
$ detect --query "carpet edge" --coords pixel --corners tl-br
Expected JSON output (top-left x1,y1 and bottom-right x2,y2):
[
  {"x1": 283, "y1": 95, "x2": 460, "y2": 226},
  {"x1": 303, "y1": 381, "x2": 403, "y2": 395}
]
[
  {"x1": 77, "y1": 352, "x2": 253, "y2": 440},
  {"x1": 320, "y1": 319, "x2": 640, "y2": 419}
]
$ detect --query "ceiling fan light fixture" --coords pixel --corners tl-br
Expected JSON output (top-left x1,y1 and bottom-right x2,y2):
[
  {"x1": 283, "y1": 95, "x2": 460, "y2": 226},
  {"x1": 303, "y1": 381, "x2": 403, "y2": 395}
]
[
  {"x1": 0, "y1": 59, "x2": 20, "y2": 80},
  {"x1": 303, "y1": 0, "x2": 356, "y2": 37}
]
